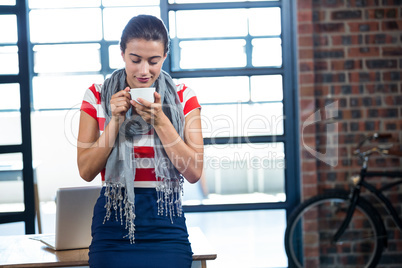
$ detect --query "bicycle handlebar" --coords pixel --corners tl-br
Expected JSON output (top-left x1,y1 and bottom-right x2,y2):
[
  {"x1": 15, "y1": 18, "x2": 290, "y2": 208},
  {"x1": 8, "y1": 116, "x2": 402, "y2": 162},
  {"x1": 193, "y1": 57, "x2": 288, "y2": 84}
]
[
  {"x1": 354, "y1": 133, "x2": 401, "y2": 158},
  {"x1": 374, "y1": 133, "x2": 393, "y2": 139}
]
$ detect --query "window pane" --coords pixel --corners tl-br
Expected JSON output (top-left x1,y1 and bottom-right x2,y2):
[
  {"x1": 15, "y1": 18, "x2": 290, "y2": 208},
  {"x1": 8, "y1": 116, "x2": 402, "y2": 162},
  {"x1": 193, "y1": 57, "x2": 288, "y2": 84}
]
[
  {"x1": 185, "y1": 211, "x2": 287, "y2": 268},
  {"x1": 0, "y1": 112, "x2": 22, "y2": 145},
  {"x1": 33, "y1": 44, "x2": 101, "y2": 73},
  {"x1": 251, "y1": 75, "x2": 283, "y2": 102},
  {"x1": 176, "y1": 76, "x2": 249, "y2": 104},
  {"x1": 252, "y1": 38, "x2": 282, "y2": 67},
  {"x1": 0, "y1": 46, "x2": 18, "y2": 75},
  {"x1": 174, "y1": 9, "x2": 248, "y2": 38},
  {"x1": 0, "y1": 15, "x2": 17, "y2": 43},
  {"x1": 0, "y1": 0, "x2": 16, "y2": 5},
  {"x1": 0, "y1": 153, "x2": 24, "y2": 212},
  {"x1": 202, "y1": 143, "x2": 285, "y2": 201},
  {"x1": 178, "y1": 40, "x2": 246, "y2": 69},
  {"x1": 33, "y1": 75, "x2": 104, "y2": 109},
  {"x1": 201, "y1": 103, "x2": 284, "y2": 138},
  {"x1": 0, "y1": 83, "x2": 20, "y2": 110},
  {"x1": 249, "y1": 8, "x2": 281, "y2": 36},
  {"x1": 103, "y1": 7, "x2": 160, "y2": 41},
  {"x1": 29, "y1": 0, "x2": 100, "y2": 8},
  {"x1": 109, "y1": 45, "x2": 124, "y2": 69},
  {"x1": 29, "y1": 9, "x2": 102, "y2": 43},
  {"x1": 102, "y1": 0, "x2": 159, "y2": 6}
]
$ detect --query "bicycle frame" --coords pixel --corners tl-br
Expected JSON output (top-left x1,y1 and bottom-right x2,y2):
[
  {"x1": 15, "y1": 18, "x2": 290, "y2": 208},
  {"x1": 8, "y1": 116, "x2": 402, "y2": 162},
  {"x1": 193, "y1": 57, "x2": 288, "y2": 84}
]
[
  {"x1": 332, "y1": 166, "x2": 402, "y2": 243},
  {"x1": 362, "y1": 171, "x2": 402, "y2": 229}
]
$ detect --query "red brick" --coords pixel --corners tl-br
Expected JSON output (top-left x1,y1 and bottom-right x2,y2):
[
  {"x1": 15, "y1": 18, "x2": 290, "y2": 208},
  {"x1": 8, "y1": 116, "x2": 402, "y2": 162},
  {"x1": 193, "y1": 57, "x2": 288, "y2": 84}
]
[
  {"x1": 313, "y1": 36, "x2": 329, "y2": 46},
  {"x1": 365, "y1": 83, "x2": 399, "y2": 94},
  {"x1": 299, "y1": 98, "x2": 315, "y2": 112},
  {"x1": 302, "y1": 160, "x2": 318, "y2": 173},
  {"x1": 349, "y1": 71, "x2": 381, "y2": 83},
  {"x1": 299, "y1": 36, "x2": 313, "y2": 47},
  {"x1": 330, "y1": 85, "x2": 362, "y2": 95},
  {"x1": 383, "y1": 71, "x2": 402, "y2": 81},
  {"x1": 297, "y1": 0, "x2": 313, "y2": 10},
  {"x1": 348, "y1": 47, "x2": 380, "y2": 57},
  {"x1": 315, "y1": 72, "x2": 346, "y2": 83},
  {"x1": 331, "y1": 59, "x2": 362, "y2": 70},
  {"x1": 301, "y1": 135, "x2": 316, "y2": 149},
  {"x1": 312, "y1": 0, "x2": 345, "y2": 8},
  {"x1": 365, "y1": 33, "x2": 398, "y2": 44},
  {"x1": 382, "y1": 0, "x2": 402, "y2": 5},
  {"x1": 299, "y1": 61, "x2": 314, "y2": 72},
  {"x1": 313, "y1": 10, "x2": 327, "y2": 22},
  {"x1": 366, "y1": 8, "x2": 398, "y2": 19},
  {"x1": 299, "y1": 99, "x2": 316, "y2": 121},
  {"x1": 314, "y1": 61, "x2": 328, "y2": 71},
  {"x1": 299, "y1": 85, "x2": 315, "y2": 97},
  {"x1": 302, "y1": 184, "x2": 318, "y2": 199},
  {"x1": 366, "y1": 59, "x2": 398, "y2": 69},
  {"x1": 331, "y1": 10, "x2": 362, "y2": 20},
  {"x1": 299, "y1": 49, "x2": 314, "y2": 60},
  {"x1": 348, "y1": 21, "x2": 380, "y2": 32},
  {"x1": 347, "y1": 0, "x2": 380, "y2": 7},
  {"x1": 382, "y1": 20, "x2": 402, "y2": 31},
  {"x1": 313, "y1": 85, "x2": 331, "y2": 96},
  {"x1": 314, "y1": 49, "x2": 344, "y2": 59},
  {"x1": 332, "y1": 34, "x2": 362, "y2": 46},
  {"x1": 302, "y1": 170, "x2": 318, "y2": 184},
  {"x1": 314, "y1": 23, "x2": 345, "y2": 33},
  {"x1": 300, "y1": 123, "x2": 316, "y2": 135},
  {"x1": 383, "y1": 46, "x2": 402, "y2": 56},
  {"x1": 384, "y1": 95, "x2": 402, "y2": 105},
  {"x1": 298, "y1": 10, "x2": 313, "y2": 22},
  {"x1": 298, "y1": 23, "x2": 314, "y2": 34}
]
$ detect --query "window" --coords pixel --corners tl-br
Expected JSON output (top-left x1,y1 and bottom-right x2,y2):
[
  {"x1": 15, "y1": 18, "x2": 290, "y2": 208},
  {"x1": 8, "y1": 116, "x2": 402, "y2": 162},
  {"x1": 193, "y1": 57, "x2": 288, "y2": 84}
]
[
  {"x1": 28, "y1": 1, "x2": 160, "y2": 110},
  {"x1": 0, "y1": 1, "x2": 36, "y2": 233},
  {"x1": 0, "y1": 1, "x2": 298, "y2": 248},
  {"x1": 165, "y1": 1, "x2": 298, "y2": 210}
]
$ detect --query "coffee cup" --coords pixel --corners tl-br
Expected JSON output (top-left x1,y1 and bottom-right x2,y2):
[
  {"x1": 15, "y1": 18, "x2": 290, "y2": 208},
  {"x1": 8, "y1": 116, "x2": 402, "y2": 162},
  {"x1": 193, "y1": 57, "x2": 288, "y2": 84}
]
[{"x1": 130, "y1": 87, "x2": 155, "y2": 104}]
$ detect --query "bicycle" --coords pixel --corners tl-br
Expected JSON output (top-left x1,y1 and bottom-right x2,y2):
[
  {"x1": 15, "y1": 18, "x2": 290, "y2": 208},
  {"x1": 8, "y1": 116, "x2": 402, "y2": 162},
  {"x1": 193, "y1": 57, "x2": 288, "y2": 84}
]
[{"x1": 284, "y1": 133, "x2": 402, "y2": 268}]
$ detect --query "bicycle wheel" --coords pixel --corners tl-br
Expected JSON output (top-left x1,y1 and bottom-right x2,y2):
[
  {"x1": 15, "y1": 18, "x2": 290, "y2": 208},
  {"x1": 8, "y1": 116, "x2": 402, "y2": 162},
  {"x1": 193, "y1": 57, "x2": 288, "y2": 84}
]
[{"x1": 285, "y1": 191, "x2": 385, "y2": 268}]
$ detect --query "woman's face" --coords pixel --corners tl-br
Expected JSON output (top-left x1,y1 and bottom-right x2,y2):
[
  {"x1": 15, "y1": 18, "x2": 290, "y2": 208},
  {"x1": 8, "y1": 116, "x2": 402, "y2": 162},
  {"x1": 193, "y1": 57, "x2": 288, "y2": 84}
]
[{"x1": 121, "y1": 38, "x2": 167, "y2": 89}]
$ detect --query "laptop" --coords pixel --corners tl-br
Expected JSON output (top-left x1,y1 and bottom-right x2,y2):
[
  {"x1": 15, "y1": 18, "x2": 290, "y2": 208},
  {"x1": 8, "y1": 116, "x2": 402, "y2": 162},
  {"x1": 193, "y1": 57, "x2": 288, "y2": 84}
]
[{"x1": 32, "y1": 185, "x2": 102, "y2": 250}]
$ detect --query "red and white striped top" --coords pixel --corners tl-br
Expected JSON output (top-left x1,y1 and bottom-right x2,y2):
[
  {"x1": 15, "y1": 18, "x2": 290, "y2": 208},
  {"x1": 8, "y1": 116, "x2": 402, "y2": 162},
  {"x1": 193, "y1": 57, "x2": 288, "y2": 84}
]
[{"x1": 80, "y1": 83, "x2": 201, "y2": 187}]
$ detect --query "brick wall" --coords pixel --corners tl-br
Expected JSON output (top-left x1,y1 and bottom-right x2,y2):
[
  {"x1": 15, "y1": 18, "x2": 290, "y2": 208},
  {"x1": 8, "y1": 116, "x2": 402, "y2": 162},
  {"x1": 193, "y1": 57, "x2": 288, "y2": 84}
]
[{"x1": 296, "y1": 0, "x2": 402, "y2": 266}]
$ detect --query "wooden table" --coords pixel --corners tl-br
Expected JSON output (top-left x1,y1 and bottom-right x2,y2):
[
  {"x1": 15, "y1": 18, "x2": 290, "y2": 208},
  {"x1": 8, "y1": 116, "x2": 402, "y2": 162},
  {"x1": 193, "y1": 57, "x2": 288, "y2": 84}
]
[{"x1": 0, "y1": 227, "x2": 216, "y2": 268}]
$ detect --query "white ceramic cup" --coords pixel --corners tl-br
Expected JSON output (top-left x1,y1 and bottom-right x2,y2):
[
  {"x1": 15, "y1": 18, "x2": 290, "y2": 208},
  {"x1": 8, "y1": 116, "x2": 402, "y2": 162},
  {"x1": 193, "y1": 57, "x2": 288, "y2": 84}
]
[{"x1": 130, "y1": 87, "x2": 155, "y2": 104}]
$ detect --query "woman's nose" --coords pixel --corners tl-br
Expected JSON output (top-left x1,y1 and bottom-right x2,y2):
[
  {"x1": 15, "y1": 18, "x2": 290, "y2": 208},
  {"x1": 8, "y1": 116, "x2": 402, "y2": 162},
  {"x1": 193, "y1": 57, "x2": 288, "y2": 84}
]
[{"x1": 139, "y1": 61, "x2": 149, "y2": 75}]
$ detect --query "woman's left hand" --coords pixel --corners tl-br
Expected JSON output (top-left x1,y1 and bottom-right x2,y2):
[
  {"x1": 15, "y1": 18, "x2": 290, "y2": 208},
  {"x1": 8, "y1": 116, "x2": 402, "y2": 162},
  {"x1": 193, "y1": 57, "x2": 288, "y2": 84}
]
[{"x1": 130, "y1": 91, "x2": 167, "y2": 127}]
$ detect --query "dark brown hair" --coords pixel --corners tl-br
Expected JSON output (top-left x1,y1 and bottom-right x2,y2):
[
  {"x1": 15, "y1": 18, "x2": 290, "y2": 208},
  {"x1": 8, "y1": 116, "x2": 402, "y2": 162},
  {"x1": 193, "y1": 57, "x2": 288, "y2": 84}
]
[{"x1": 120, "y1": 15, "x2": 169, "y2": 55}]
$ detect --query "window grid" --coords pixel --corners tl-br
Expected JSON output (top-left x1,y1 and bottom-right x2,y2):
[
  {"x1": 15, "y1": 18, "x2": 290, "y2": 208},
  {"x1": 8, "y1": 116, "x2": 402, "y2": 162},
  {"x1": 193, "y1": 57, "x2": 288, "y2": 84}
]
[
  {"x1": 26, "y1": 2, "x2": 160, "y2": 111},
  {"x1": 0, "y1": 1, "x2": 299, "y2": 214},
  {"x1": 0, "y1": 0, "x2": 36, "y2": 234},
  {"x1": 163, "y1": 0, "x2": 300, "y2": 212}
]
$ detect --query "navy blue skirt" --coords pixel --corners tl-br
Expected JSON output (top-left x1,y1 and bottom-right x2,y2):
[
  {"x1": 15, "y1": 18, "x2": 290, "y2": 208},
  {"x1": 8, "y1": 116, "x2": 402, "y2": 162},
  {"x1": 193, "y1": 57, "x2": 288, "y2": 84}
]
[{"x1": 88, "y1": 187, "x2": 193, "y2": 268}]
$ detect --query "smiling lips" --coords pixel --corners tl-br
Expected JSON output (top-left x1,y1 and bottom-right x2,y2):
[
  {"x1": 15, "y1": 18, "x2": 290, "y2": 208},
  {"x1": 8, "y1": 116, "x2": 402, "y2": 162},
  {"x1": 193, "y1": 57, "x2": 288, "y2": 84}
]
[{"x1": 137, "y1": 77, "x2": 150, "y2": 83}]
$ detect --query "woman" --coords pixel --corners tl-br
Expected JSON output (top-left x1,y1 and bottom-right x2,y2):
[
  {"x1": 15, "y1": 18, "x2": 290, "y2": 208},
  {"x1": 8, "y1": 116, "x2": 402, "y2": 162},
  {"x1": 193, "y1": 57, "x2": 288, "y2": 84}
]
[{"x1": 77, "y1": 15, "x2": 203, "y2": 268}]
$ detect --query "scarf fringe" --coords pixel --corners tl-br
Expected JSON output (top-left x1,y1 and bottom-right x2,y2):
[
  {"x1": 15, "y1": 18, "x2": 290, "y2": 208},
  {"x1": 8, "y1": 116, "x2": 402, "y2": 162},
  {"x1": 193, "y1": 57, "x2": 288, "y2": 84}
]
[
  {"x1": 102, "y1": 178, "x2": 183, "y2": 243},
  {"x1": 103, "y1": 183, "x2": 136, "y2": 244},
  {"x1": 156, "y1": 176, "x2": 184, "y2": 223}
]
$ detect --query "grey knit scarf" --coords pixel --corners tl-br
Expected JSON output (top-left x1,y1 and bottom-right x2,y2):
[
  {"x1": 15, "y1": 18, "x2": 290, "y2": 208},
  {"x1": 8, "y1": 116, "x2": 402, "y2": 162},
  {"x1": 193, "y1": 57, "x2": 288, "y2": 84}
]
[{"x1": 101, "y1": 68, "x2": 185, "y2": 243}]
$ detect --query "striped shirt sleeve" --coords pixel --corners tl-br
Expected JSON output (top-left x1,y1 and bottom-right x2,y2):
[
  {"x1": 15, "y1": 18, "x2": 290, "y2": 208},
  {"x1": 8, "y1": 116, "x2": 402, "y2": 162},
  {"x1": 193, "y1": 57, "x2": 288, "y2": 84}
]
[
  {"x1": 80, "y1": 84, "x2": 105, "y2": 131},
  {"x1": 176, "y1": 83, "x2": 201, "y2": 116}
]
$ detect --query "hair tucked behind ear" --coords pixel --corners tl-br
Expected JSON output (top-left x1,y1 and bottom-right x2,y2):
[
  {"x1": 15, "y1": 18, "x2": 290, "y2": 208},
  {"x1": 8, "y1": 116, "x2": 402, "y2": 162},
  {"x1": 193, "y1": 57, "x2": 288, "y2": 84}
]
[{"x1": 120, "y1": 15, "x2": 170, "y2": 55}]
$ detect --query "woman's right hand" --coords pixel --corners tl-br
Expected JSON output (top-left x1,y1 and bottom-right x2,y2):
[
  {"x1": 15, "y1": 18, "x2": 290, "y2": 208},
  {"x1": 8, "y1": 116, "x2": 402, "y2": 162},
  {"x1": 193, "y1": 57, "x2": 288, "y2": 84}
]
[{"x1": 110, "y1": 87, "x2": 131, "y2": 122}]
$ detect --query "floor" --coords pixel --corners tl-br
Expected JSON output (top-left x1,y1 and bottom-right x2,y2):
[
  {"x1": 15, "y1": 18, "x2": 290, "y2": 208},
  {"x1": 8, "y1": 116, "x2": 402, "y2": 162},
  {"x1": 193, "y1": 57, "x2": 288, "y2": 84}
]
[{"x1": 0, "y1": 202, "x2": 288, "y2": 268}]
